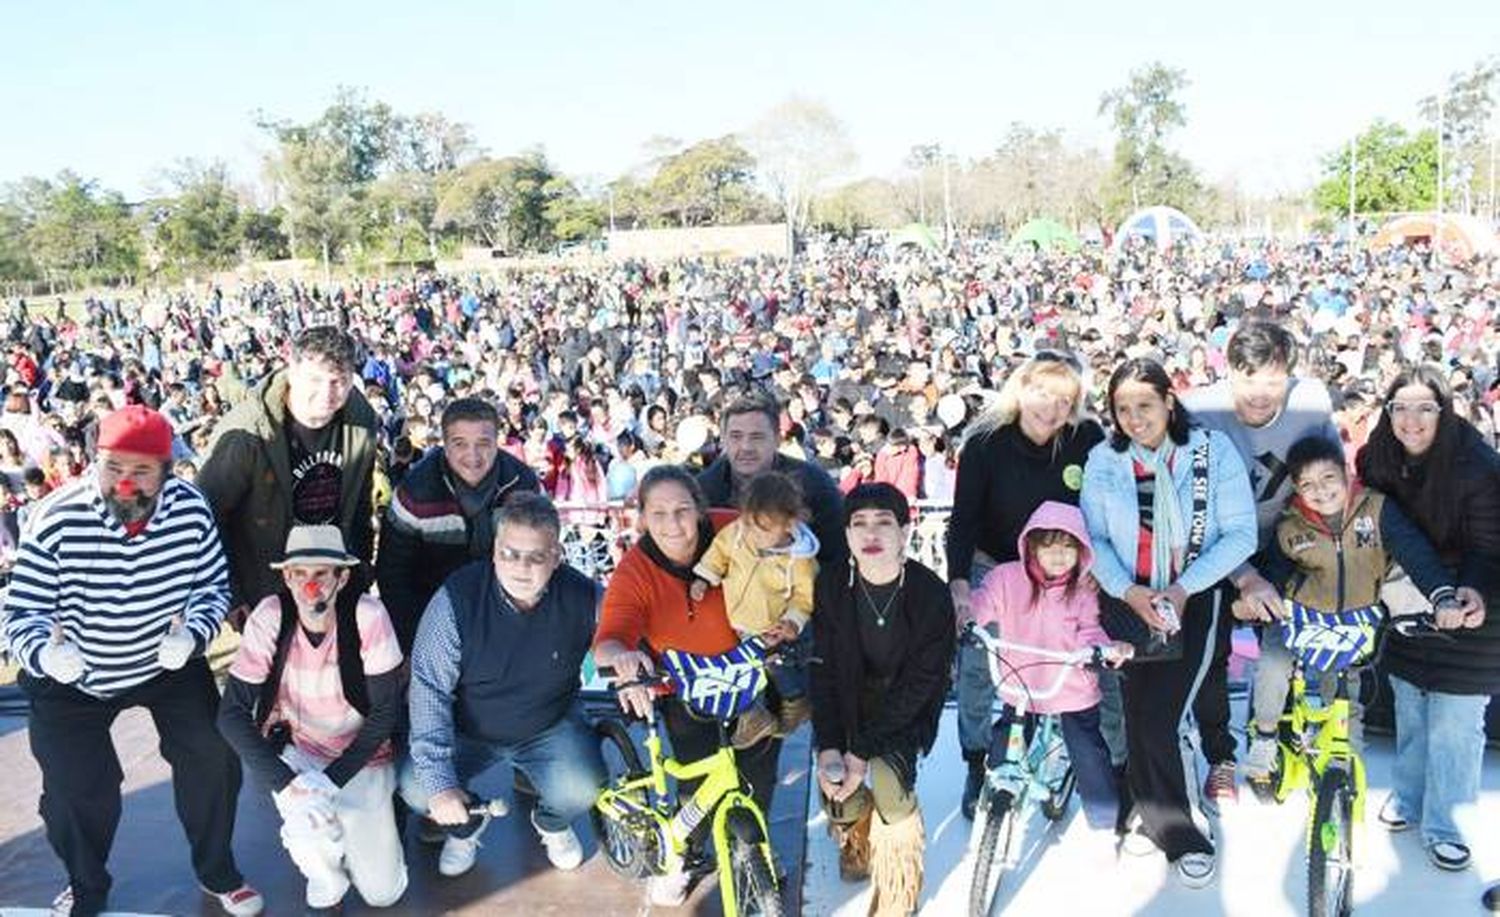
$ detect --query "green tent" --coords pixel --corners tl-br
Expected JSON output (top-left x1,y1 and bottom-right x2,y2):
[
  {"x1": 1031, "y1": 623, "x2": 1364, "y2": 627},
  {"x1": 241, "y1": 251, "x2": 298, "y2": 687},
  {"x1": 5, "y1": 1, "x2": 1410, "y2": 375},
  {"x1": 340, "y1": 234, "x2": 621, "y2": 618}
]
[
  {"x1": 1009, "y1": 217, "x2": 1080, "y2": 253},
  {"x1": 891, "y1": 223, "x2": 940, "y2": 252}
]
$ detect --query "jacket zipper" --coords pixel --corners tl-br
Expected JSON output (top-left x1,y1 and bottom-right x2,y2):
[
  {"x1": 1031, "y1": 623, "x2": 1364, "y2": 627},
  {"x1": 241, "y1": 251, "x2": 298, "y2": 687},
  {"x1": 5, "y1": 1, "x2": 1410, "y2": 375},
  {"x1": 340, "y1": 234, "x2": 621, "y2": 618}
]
[{"x1": 1334, "y1": 532, "x2": 1345, "y2": 614}]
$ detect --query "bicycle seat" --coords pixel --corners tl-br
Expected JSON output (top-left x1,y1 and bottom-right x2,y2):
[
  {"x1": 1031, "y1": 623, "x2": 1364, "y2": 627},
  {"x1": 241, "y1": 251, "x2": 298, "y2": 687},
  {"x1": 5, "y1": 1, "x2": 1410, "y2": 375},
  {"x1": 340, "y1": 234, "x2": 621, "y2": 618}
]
[
  {"x1": 661, "y1": 638, "x2": 770, "y2": 721},
  {"x1": 1284, "y1": 602, "x2": 1381, "y2": 672}
]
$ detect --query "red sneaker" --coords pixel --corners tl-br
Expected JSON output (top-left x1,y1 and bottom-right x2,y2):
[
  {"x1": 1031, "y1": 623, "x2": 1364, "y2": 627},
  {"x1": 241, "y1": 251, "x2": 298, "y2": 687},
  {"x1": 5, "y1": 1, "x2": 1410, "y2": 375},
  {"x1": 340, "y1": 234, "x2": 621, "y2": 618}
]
[{"x1": 1203, "y1": 762, "x2": 1239, "y2": 806}]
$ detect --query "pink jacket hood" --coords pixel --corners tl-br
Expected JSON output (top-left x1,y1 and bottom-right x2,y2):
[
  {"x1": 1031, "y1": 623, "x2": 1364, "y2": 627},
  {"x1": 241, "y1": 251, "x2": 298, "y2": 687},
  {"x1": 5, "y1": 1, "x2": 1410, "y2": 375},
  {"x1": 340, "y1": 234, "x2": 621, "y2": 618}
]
[{"x1": 1015, "y1": 500, "x2": 1095, "y2": 583}]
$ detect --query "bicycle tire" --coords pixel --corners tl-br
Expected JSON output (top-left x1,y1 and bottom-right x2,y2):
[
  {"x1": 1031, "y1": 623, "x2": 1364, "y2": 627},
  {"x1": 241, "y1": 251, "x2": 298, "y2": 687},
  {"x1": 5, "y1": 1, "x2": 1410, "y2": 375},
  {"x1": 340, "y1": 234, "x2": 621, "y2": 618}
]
[
  {"x1": 592, "y1": 717, "x2": 656, "y2": 879},
  {"x1": 1041, "y1": 765, "x2": 1077, "y2": 822},
  {"x1": 1307, "y1": 766, "x2": 1355, "y2": 917},
  {"x1": 727, "y1": 835, "x2": 783, "y2": 917},
  {"x1": 596, "y1": 717, "x2": 647, "y2": 776},
  {"x1": 969, "y1": 789, "x2": 1016, "y2": 917}
]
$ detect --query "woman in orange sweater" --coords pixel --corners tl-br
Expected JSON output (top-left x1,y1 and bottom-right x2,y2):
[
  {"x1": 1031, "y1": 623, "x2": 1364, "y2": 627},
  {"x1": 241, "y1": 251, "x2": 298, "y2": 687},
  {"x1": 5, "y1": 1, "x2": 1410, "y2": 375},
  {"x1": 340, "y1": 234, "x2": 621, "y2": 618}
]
[{"x1": 593, "y1": 464, "x2": 785, "y2": 906}]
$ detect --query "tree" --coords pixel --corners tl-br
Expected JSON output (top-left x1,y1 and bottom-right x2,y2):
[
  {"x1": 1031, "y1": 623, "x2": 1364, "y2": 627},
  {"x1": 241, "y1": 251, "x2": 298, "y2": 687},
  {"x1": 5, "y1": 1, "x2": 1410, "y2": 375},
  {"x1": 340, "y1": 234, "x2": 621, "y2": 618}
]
[
  {"x1": 17, "y1": 172, "x2": 140, "y2": 288},
  {"x1": 1098, "y1": 63, "x2": 1202, "y2": 218},
  {"x1": 904, "y1": 143, "x2": 941, "y2": 224},
  {"x1": 434, "y1": 152, "x2": 564, "y2": 253},
  {"x1": 542, "y1": 178, "x2": 605, "y2": 242},
  {"x1": 1313, "y1": 119, "x2": 1437, "y2": 216},
  {"x1": 258, "y1": 87, "x2": 401, "y2": 272},
  {"x1": 0, "y1": 196, "x2": 35, "y2": 283},
  {"x1": 239, "y1": 207, "x2": 291, "y2": 260},
  {"x1": 1419, "y1": 56, "x2": 1499, "y2": 213},
  {"x1": 383, "y1": 111, "x2": 480, "y2": 258},
  {"x1": 149, "y1": 160, "x2": 244, "y2": 274},
  {"x1": 647, "y1": 136, "x2": 765, "y2": 226},
  {"x1": 746, "y1": 97, "x2": 856, "y2": 236},
  {"x1": 812, "y1": 178, "x2": 903, "y2": 236}
]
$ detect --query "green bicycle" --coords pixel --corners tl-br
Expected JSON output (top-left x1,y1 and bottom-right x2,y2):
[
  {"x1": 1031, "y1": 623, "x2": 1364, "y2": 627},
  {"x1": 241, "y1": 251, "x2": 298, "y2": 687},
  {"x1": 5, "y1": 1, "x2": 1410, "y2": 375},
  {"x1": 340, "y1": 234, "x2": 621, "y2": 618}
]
[
  {"x1": 593, "y1": 638, "x2": 791, "y2": 917},
  {"x1": 1255, "y1": 608, "x2": 1450, "y2": 917}
]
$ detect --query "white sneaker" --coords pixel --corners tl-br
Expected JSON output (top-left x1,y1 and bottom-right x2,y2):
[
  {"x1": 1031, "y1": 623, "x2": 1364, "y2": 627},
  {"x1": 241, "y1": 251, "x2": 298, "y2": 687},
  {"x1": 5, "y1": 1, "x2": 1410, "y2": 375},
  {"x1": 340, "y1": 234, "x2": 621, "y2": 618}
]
[
  {"x1": 1121, "y1": 829, "x2": 1159, "y2": 858},
  {"x1": 536, "y1": 822, "x2": 585, "y2": 870},
  {"x1": 439, "y1": 832, "x2": 483, "y2": 876},
  {"x1": 205, "y1": 885, "x2": 266, "y2": 916},
  {"x1": 49, "y1": 886, "x2": 75, "y2": 917},
  {"x1": 1177, "y1": 852, "x2": 1217, "y2": 888},
  {"x1": 649, "y1": 867, "x2": 692, "y2": 906},
  {"x1": 305, "y1": 873, "x2": 350, "y2": 910},
  {"x1": 1244, "y1": 731, "x2": 1278, "y2": 780}
]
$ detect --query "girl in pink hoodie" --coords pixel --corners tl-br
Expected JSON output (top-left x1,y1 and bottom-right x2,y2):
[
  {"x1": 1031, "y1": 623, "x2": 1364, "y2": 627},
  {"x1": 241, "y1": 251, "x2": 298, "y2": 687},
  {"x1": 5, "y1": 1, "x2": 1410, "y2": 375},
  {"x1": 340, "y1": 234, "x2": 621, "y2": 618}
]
[{"x1": 970, "y1": 500, "x2": 1132, "y2": 830}]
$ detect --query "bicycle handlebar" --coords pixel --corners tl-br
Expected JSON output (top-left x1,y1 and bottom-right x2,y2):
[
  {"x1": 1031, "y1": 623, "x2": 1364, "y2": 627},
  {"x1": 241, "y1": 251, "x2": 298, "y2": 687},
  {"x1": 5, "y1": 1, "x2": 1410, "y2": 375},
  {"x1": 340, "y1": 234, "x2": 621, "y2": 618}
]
[
  {"x1": 964, "y1": 623, "x2": 1100, "y2": 666},
  {"x1": 963, "y1": 623, "x2": 1105, "y2": 708}
]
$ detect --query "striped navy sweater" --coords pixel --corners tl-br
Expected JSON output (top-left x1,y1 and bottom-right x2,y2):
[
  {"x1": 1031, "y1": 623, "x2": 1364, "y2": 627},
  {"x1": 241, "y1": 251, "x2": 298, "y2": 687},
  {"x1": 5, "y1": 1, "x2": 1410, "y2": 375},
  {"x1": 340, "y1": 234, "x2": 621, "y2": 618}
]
[{"x1": 2, "y1": 473, "x2": 231, "y2": 698}]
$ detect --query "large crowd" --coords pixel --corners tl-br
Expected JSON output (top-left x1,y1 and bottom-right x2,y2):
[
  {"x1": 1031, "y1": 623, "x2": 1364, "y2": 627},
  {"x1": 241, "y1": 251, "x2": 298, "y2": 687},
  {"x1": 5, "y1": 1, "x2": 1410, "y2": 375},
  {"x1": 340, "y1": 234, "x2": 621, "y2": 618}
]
[{"x1": 1, "y1": 235, "x2": 1498, "y2": 916}]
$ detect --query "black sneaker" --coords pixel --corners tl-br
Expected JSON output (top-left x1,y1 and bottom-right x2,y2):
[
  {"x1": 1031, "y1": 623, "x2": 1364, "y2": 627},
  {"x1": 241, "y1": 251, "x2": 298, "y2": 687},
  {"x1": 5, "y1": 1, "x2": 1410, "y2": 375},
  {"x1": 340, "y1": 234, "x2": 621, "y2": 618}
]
[
  {"x1": 1377, "y1": 799, "x2": 1411, "y2": 832},
  {"x1": 1427, "y1": 841, "x2": 1471, "y2": 871},
  {"x1": 1482, "y1": 882, "x2": 1500, "y2": 912}
]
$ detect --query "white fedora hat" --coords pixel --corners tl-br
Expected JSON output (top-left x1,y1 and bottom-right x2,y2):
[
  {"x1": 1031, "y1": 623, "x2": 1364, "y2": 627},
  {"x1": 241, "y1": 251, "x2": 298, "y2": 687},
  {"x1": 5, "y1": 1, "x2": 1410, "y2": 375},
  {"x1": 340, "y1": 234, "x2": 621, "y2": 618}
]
[{"x1": 269, "y1": 525, "x2": 360, "y2": 569}]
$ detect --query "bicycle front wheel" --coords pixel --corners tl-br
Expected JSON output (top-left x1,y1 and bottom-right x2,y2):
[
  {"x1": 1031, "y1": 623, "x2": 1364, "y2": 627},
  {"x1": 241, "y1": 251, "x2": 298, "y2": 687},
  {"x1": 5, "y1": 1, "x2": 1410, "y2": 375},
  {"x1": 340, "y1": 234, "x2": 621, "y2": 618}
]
[
  {"x1": 1307, "y1": 766, "x2": 1355, "y2": 917},
  {"x1": 592, "y1": 718, "x2": 656, "y2": 879},
  {"x1": 728, "y1": 835, "x2": 783, "y2": 917},
  {"x1": 970, "y1": 789, "x2": 1017, "y2": 917}
]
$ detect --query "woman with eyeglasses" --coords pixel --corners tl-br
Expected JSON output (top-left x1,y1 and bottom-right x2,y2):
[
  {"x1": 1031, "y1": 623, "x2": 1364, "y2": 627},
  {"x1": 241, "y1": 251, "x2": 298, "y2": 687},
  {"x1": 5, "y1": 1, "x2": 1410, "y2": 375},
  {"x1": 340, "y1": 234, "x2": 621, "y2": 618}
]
[
  {"x1": 947, "y1": 350, "x2": 1107, "y2": 819},
  {"x1": 1356, "y1": 363, "x2": 1498, "y2": 872},
  {"x1": 1080, "y1": 358, "x2": 1256, "y2": 889},
  {"x1": 592, "y1": 464, "x2": 784, "y2": 907}
]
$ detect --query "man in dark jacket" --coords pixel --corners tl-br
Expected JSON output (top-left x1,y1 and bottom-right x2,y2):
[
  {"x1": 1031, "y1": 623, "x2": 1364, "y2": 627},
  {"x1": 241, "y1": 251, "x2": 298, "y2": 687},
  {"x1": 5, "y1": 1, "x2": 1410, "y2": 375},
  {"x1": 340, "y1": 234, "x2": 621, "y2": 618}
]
[
  {"x1": 376, "y1": 397, "x2": 541, "y2": 653},
  {"x1": 696, "y1": 391, "x2": 846, "y2": 564},
  {"x1": 198, "y1": 326, "x2": 378, "y2": 628}
]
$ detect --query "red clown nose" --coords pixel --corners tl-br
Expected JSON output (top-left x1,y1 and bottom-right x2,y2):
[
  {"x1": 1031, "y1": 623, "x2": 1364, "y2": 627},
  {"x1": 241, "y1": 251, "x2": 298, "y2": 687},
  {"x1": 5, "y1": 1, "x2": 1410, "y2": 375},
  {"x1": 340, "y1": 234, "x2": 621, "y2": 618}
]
[
  {"x1": 116, "y1": 479, "x2": 139, "y2": 499},
  {"x1": 301, "y1": 581, "x2": 321, "y2": 600}
]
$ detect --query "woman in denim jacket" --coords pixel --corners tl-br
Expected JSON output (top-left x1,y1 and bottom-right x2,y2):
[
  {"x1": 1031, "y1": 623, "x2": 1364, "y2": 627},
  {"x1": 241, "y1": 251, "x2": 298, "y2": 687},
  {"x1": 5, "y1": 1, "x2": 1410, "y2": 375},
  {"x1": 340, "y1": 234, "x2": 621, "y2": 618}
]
[{"x1": 1080, "y1": 358, "x2": 1256, "y2": 890}]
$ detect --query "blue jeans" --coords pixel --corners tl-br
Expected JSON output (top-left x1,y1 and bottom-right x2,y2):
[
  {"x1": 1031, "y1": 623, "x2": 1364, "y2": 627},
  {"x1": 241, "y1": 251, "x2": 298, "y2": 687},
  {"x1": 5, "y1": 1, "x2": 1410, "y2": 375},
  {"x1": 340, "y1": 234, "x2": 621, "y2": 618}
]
[
  {"x1": 1388, "y1": 675, "x2": 1491, "y2": 846},
  {"x1": 399, "y1": 703, "x2": 605, "y2": 833},
  {"x1": 1060, "y1": 706, "x2": 1122, "y2": 830}
]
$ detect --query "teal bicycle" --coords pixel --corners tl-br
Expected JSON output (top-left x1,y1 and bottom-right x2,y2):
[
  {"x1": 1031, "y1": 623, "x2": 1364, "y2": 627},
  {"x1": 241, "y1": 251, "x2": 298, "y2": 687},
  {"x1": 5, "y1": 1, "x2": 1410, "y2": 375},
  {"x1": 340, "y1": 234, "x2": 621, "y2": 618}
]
[{"x1": 962, "y1": 623, "x2": 1120, "y2": 917}]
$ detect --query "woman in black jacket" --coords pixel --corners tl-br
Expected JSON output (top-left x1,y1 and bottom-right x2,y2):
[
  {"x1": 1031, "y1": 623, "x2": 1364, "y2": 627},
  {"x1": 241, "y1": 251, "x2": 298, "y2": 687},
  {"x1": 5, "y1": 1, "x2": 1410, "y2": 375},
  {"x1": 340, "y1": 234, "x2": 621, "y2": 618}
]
[
  {"x1": 811, "y1": 483, "x2": 955, "y2": 917},
  {"x1": 1357, "y1": 363, "x2": 1500, "y2": 872},
  {"x1": 946, "y1": 351, "x2": 1107, "y2": 817}
]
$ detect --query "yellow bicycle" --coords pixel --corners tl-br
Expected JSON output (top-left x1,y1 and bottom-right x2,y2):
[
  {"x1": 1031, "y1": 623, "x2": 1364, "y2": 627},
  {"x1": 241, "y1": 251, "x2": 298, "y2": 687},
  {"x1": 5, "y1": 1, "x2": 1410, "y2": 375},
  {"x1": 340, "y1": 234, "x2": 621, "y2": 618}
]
[
  {"x1": 593, "y1": 638, "x2": 794, "y2": 917},
  {"x1": 1255, "y1": 608, "x2": 1450, "y2": 917}
]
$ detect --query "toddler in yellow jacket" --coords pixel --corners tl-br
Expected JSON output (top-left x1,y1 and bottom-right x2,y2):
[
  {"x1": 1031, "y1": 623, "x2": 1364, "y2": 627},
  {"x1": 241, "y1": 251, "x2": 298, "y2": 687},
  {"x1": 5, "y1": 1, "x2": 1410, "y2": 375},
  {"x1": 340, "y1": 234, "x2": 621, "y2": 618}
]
[{"x1": 691, "y1": 471, "x2": 820, "y2": 748}]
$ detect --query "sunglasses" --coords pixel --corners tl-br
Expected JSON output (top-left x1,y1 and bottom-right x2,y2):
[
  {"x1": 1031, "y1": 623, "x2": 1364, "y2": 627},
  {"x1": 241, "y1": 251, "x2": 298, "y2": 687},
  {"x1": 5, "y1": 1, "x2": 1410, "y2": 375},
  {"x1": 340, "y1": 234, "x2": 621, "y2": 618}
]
[
  {"x1": 496, "y1": 546, "x2": 558, "y2": 567},
  {"x1": 1032, "y1": 349, "x2": 1084, "y2": 373}
]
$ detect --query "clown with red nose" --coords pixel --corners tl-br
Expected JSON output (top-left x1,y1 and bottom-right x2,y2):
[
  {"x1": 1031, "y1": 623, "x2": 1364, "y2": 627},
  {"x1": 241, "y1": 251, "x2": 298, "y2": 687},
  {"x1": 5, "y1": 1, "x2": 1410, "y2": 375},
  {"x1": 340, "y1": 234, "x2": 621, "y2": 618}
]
[
  {"x1": 269, "y1": 525, "x2": 362, "y2": 623},
  {"x1": 95, "y1": 405, "x2": 177, "y2": 536}
]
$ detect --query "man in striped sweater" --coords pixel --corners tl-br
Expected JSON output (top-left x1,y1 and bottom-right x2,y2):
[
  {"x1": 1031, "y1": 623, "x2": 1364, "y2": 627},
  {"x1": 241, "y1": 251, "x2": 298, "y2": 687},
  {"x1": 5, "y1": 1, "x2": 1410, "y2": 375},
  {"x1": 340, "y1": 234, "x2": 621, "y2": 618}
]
[{"x1": 2, "y1": 406, "x2": 263, "y2": 917}]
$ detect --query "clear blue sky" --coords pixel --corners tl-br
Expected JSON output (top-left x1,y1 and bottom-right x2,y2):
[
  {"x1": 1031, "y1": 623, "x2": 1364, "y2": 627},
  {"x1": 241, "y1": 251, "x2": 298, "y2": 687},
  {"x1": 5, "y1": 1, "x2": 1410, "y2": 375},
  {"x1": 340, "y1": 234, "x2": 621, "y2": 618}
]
[{"x1": 2, "y1": 0, "x2": 1496, "y2": 200}]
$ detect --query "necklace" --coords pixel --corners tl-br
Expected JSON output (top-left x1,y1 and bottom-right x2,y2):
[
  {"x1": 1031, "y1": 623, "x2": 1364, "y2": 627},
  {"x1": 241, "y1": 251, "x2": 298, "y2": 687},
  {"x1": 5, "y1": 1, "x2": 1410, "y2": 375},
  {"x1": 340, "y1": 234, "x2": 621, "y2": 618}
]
[{"x1": 857, "y1": 573, "x2": 903, "y2": 628}]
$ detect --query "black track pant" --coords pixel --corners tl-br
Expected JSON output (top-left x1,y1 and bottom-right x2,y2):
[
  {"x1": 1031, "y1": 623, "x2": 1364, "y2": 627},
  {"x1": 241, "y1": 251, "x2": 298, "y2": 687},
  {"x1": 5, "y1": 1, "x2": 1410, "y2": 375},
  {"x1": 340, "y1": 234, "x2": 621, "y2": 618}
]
[
  {"x1": 1120, "y1": 586, "x2": 1223, "y2": 861},
  {"x1": 22, "y1": 660, "x2": 244, "y2": 913}
]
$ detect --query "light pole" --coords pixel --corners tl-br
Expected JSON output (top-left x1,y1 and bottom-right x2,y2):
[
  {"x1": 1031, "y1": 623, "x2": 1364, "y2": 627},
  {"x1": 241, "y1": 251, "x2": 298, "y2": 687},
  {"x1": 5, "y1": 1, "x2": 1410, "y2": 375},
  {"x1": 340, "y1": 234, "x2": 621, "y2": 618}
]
[{"x1": 1347, "y1": 134, "x2": 1357, "y2": 245}]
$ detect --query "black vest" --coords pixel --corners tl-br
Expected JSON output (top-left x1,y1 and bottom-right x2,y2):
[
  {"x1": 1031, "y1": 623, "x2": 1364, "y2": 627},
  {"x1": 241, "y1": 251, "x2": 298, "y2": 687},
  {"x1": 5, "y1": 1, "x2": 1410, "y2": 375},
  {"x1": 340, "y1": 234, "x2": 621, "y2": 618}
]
[{"x1": 445, "y1": 560, "x2": 598, "y2": 745}]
